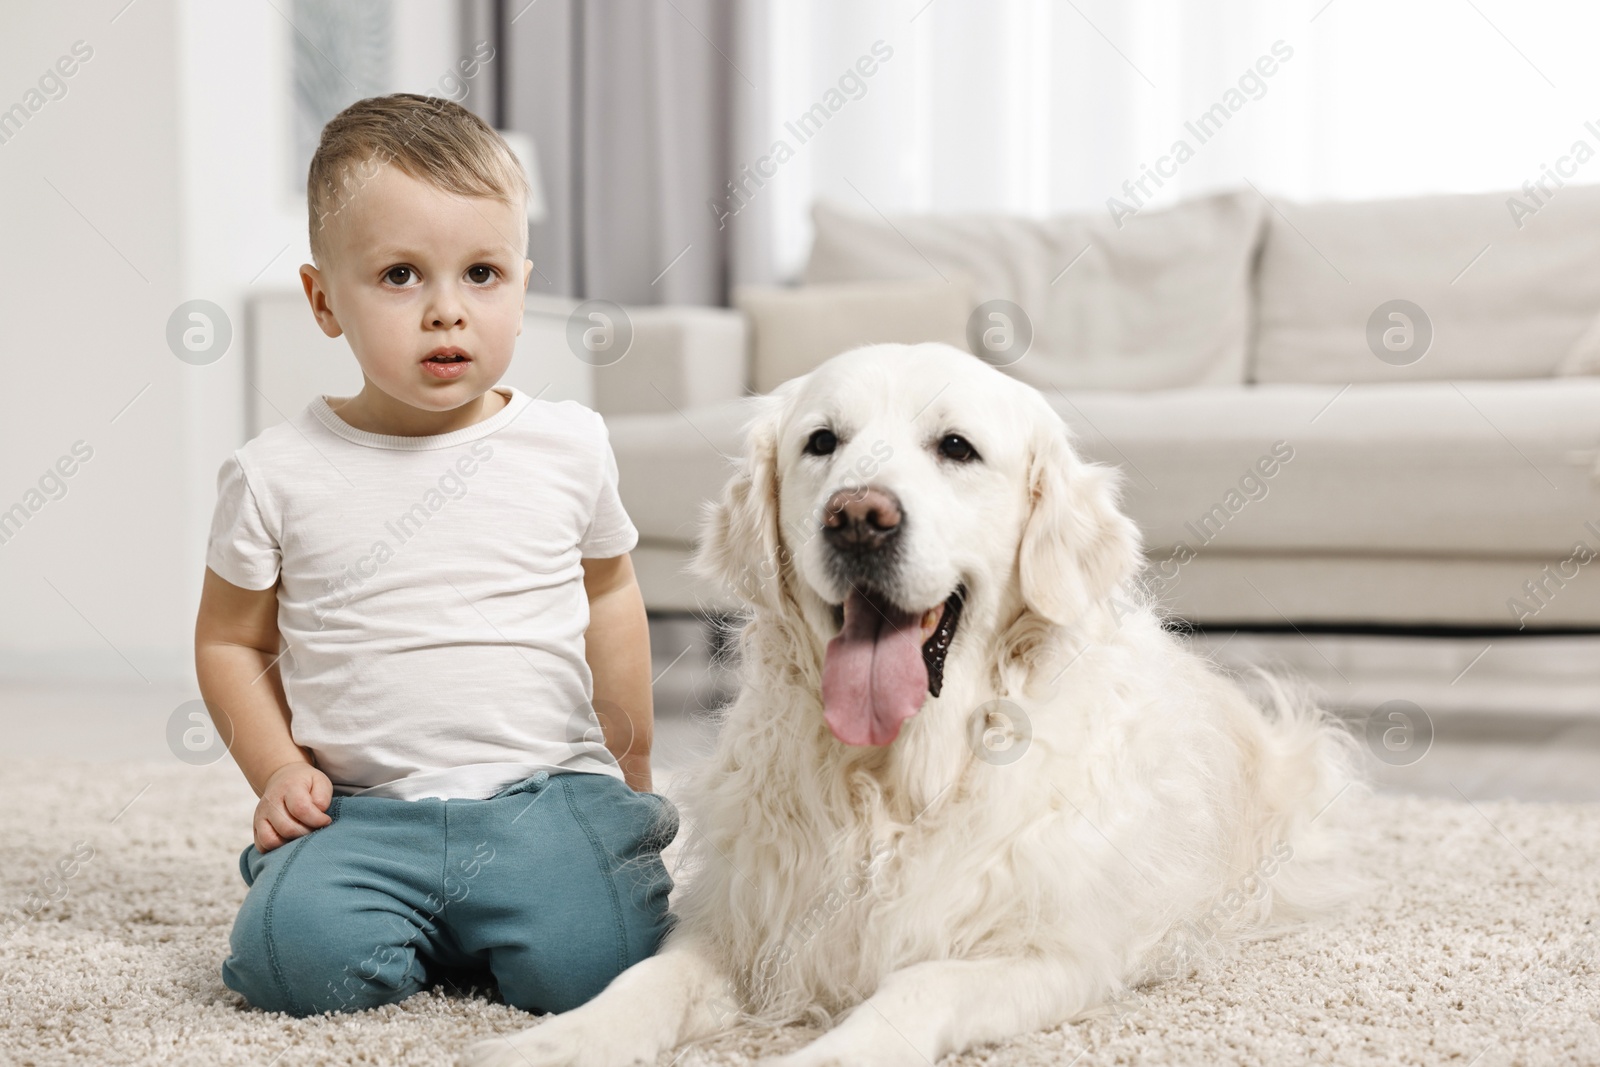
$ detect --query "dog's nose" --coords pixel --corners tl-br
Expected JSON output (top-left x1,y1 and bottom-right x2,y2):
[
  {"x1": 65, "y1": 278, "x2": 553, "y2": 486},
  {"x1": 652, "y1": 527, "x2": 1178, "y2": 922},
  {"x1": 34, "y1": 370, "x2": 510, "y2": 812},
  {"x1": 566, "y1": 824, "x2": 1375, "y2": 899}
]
[{"x1": 822, "y1": 486, "x2": 902, "y2": 551}]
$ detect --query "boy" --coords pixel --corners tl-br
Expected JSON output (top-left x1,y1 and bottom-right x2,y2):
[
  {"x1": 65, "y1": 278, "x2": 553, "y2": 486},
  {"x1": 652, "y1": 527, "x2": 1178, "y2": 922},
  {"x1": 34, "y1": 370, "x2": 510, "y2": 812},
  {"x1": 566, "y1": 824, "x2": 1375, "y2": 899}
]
[{"x1": 193, "y1": 93, "x2": 678, "y2": 1018}]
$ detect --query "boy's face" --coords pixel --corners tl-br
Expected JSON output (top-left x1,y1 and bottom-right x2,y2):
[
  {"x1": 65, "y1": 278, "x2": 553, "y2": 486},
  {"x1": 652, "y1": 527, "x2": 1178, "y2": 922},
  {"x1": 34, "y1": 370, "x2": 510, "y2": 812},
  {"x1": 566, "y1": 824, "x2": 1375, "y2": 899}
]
[{"x1": 299, "y1": 165, "x2": 533, "y2": 415}]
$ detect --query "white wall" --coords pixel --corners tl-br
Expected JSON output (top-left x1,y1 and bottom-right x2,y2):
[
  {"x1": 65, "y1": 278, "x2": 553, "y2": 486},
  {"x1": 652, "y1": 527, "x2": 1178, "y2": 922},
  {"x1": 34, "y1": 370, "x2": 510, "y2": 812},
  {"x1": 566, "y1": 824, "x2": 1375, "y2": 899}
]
[
  {"x1": 0, "y1": 0, "x2": 465, "y2": 684},
  {"x1": 0, "y1": 1, "x2": 186, "y2": 681}
]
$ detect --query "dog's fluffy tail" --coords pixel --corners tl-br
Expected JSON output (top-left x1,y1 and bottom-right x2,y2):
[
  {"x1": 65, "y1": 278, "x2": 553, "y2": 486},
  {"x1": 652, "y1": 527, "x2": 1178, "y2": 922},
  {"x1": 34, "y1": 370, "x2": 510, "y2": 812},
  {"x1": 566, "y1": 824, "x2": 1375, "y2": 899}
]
[{"x1": 1240, "y1": 667, "x2": 1371, "y2": 932}]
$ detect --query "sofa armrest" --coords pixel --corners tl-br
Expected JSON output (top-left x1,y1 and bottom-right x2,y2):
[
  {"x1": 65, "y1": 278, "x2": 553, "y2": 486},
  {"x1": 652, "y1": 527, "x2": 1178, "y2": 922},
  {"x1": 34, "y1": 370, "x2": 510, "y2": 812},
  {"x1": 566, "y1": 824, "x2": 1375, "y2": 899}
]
[{"x1": 591, "y1": 305, "x2": 749, "y2": 417}]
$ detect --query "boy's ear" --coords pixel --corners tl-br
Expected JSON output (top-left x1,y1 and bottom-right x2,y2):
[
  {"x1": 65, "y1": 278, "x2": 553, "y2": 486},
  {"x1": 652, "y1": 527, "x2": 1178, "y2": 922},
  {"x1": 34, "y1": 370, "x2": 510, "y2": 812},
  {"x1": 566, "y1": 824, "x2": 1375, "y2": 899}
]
[
  {"x1": 516, "y1": 260, "x2": 534, "y2": 336},
  {"x1": 299, "y1": 264, "x2": 343, "y2": 339}
]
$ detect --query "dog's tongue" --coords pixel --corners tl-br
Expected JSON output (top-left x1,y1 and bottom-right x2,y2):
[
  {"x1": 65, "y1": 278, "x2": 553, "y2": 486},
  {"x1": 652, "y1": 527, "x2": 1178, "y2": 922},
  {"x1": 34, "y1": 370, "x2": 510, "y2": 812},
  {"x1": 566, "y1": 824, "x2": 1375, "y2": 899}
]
[{"x1": 822, "y1": 589, "x2": 930, "y2": 746}]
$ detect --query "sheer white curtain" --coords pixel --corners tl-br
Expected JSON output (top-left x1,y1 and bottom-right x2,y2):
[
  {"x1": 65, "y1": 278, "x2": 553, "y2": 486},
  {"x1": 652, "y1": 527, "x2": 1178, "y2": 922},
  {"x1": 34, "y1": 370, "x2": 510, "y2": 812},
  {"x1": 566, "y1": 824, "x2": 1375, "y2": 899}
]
[{"x1": 729, "y1": 0, "x2": 1600, "y2": 285}]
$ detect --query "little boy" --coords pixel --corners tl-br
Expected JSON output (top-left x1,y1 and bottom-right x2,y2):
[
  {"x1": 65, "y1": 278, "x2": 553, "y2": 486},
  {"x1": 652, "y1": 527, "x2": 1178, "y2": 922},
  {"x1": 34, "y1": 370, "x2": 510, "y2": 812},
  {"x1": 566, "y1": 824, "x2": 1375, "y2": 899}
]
[{"x1": 193, "y1": 93, "x2": 678, "y2": 1018}]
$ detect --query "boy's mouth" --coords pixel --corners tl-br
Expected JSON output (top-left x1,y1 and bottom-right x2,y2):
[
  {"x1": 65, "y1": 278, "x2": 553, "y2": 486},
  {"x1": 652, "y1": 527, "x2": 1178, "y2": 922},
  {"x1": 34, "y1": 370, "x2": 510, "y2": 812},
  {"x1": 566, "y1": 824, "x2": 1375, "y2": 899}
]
[{"x1": 423, "y1": 347, "x2": 471, "y2": 379}]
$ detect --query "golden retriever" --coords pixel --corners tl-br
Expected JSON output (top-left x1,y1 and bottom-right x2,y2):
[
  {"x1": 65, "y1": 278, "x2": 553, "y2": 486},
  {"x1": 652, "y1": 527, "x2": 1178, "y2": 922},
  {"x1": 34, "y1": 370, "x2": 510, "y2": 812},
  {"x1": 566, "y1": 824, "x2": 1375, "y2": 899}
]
[{"x1": 463, "y1": 342, "x2": 1358, "y2": 1067}]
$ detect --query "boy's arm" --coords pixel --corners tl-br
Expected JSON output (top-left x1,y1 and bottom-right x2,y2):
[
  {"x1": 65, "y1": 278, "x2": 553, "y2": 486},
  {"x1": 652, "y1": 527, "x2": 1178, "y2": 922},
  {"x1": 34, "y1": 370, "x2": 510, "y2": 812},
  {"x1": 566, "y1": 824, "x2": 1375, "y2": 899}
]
[
  {"x1": 194, "y1": 565, "x2": 331, "y2": 849},
  {"x1": 581, "y1": 553, "x2": 654, "y2": 793}
]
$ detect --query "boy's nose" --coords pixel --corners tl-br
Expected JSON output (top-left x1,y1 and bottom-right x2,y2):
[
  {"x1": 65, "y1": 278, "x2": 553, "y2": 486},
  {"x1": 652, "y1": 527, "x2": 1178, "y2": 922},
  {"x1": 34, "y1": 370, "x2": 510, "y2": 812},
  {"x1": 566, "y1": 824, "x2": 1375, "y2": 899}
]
[{"x1": 429, "y1": 302, "x2": 466, "y2": 327}]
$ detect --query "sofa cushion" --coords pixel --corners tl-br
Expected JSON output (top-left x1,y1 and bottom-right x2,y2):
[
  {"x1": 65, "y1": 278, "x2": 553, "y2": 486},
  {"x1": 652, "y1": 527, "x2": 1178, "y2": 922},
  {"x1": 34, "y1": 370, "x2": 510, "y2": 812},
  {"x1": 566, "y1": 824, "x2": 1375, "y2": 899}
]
[
  {"x1": 1252, "y1": 185, "x2": 1600, "y2": 383},
  {"x1": 735, "y1": 278, "x2": 976, "y2": 394},
  {"x1": 1048, "y1": 379, "x2": 1600, "y2": 557},
  {"x1": 803, "y1": 191, "x2": 1264, "y2": 391},
  {"x1": 610, "y1": 380, "x2": 1600, "y2": 561}
]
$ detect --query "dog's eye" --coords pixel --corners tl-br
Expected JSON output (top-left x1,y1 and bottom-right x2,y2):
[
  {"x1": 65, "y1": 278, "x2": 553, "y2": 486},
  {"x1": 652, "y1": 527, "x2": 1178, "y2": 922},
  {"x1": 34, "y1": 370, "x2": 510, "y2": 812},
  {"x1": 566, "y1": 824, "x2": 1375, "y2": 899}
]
[
  {"x1": 938, "y1": 434, "x2": 979, "y2": 462},
  {"x1": 805, "y1": 428, "x2": 838, "y2": 456}
]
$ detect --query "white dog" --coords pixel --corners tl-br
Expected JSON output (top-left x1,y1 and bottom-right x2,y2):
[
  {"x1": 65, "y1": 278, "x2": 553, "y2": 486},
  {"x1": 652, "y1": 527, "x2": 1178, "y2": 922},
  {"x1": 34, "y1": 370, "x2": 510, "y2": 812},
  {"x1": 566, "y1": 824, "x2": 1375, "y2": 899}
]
[{"x1": 463, "y1": 342, "x2": 1358, "y2": 1067}]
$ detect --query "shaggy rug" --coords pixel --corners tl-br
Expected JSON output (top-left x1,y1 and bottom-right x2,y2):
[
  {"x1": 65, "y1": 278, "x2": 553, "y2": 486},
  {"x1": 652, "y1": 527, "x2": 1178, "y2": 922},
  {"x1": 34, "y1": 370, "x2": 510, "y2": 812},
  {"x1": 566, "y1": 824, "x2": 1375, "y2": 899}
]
[{"x1": 2, "y1": 758, "x2": 1596, "y2": 1067}]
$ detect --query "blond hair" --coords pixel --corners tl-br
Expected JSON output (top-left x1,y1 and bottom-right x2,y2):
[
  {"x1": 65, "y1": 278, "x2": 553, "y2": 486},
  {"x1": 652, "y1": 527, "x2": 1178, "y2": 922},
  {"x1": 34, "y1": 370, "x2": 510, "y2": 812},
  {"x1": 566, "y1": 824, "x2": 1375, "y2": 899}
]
[{"x1": 306, "y1": 92, "x2": 529, "y2": 266}]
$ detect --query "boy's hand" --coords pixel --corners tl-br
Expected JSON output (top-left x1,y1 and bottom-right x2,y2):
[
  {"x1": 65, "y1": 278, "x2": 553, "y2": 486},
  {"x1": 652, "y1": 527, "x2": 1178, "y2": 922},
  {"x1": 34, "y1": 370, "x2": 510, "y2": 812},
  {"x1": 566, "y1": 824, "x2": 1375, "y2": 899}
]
[{"x1": 254, "y1": 762, "x2": 334, "y2": 853}]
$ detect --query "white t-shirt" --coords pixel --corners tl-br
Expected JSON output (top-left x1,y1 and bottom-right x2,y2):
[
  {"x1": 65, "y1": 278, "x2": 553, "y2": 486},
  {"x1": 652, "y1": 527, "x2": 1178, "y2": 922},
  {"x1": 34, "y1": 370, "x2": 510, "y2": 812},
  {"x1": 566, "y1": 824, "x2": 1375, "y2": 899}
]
[{"x1": 204, "y1": 385, "x2": 638, "y2": 800}]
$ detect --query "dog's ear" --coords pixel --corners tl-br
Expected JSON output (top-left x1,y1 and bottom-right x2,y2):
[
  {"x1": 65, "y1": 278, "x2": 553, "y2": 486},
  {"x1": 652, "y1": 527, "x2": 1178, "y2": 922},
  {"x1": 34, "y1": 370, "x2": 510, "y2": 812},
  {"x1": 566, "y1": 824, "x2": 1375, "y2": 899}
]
[
  {"x1": 693, "y1": 391, "x2": 790, "y2": 611},
  {"x1": 1018, "y1": 406, "x2": 1143, "y2": 628}
]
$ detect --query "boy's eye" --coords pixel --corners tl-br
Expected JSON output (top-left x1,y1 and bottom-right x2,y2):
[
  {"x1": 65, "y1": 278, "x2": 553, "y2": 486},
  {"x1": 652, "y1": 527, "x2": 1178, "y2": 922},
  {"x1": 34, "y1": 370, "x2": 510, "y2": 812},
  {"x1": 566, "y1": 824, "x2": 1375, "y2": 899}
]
[{"x1": 383, "y1": 264, "x2": 498, "y2": 286}]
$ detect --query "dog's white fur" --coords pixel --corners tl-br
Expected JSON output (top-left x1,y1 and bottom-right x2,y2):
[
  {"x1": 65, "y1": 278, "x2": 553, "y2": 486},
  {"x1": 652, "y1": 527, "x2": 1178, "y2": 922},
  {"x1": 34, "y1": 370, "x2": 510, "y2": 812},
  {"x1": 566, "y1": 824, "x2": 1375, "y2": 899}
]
[{"x1": 463, "y1": 343, "x2": 1360, "y2": 1067}]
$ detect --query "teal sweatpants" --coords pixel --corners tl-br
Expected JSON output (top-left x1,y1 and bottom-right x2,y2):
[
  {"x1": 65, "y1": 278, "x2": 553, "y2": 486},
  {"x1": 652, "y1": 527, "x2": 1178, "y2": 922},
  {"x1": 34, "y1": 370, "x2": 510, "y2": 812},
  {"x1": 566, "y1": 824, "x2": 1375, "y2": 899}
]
[{"x1": 221, "y1": 769, "x2": 679, "y2": 1017}]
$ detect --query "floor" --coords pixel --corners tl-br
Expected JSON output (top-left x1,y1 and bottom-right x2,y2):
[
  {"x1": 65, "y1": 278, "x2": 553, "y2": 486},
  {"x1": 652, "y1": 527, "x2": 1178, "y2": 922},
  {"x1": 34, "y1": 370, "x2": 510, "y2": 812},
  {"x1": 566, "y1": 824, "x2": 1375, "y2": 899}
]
[
  {"x1": 3, "y1": 622, "x2": 1598, "y2": 1065},
  {"x1": 7, "y1": 759, "x2": 1593, "y2": 1067},
  {"x1": 4, "y1": 620, "x2": 1599, "y2": 803}
]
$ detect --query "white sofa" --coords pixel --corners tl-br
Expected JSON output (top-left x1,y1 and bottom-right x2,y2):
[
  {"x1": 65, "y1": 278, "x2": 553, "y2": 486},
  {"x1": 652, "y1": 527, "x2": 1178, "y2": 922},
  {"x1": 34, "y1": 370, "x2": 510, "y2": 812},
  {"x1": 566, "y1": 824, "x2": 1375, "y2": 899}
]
[{"x1": 596, "y1": 187, "x2": 1600, "y2": 630}]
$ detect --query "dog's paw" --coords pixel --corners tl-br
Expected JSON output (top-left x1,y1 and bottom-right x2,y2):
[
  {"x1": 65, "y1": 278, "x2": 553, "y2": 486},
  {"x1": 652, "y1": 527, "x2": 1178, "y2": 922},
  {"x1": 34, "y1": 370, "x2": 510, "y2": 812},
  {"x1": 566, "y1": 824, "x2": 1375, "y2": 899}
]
[{"x1": 457, "y1": 1013, "x2": 667, "y2": 1067}]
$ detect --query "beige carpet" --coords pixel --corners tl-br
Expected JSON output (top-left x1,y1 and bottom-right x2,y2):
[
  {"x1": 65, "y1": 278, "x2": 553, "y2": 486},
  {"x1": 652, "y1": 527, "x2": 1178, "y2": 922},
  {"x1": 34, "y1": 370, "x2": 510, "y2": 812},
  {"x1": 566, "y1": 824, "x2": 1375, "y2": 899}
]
[{"x1": 2, "y1": 759, "x2": 1597, "y2": 1067}]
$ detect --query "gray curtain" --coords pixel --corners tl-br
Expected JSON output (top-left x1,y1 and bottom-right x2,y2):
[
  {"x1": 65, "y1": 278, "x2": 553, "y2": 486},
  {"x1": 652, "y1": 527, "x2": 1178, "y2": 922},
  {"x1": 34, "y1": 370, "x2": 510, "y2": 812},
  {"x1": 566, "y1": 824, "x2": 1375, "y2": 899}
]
[{"x1": 503, "y1": 0, "x2": 762, "y2": 307}]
